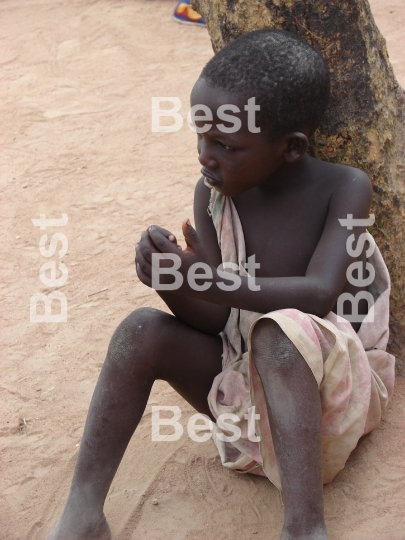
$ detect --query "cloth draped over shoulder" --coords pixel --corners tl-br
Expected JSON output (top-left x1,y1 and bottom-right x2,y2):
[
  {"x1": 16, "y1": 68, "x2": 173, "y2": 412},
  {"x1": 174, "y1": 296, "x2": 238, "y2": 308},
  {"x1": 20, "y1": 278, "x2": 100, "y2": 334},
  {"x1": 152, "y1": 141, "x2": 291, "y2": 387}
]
[{"x1": 205, "y1": 185, "x2": 395, "y2": 491}]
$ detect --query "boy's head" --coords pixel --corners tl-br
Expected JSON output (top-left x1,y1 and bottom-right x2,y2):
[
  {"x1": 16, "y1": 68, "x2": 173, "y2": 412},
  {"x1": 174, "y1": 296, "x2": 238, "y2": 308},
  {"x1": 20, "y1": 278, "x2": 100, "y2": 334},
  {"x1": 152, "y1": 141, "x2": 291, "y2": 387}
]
[{"x1": 199, "y1": 29, "x2": 330, "y2": 141}]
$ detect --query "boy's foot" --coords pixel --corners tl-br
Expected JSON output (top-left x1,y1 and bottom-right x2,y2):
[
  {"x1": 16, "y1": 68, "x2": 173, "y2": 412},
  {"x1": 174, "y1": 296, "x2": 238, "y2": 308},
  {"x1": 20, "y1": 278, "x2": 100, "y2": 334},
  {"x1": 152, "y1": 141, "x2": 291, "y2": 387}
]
[
  {"x1": 173, "y1": 0, "x2": 206, "y2": 27},
  {"x1": 46, "y1": 501, "x2": 111, "y2": 540}
]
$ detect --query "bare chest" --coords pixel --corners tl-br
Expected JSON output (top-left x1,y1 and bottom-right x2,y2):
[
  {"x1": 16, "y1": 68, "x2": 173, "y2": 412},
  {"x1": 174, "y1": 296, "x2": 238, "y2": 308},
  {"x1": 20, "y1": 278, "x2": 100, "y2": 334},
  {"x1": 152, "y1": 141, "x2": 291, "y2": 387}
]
[{"x1": 232, "y1": 190, "x2": 331, "y2": 278}]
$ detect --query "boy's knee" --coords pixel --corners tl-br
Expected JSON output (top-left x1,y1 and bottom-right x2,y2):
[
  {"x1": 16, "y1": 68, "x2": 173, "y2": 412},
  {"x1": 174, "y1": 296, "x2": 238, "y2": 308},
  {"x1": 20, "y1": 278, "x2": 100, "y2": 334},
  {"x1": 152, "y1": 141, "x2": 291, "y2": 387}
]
[
  {"x1": 119, "y1": 307, "x2": 168, "y2": 335},
  {"x1": 107, "y1": 307, "x2": 170, "y2": 364},
  {"x1": 251, "y1": 318, "x2": 297, "y2": 371}
]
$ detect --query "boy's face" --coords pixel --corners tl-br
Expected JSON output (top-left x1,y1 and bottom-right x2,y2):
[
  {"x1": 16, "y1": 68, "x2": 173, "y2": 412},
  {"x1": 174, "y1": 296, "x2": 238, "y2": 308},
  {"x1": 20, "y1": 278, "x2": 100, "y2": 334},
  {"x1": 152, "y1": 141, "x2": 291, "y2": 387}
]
[{"x1": 190, "y1": 78, "x2": 288, "y2": 197}]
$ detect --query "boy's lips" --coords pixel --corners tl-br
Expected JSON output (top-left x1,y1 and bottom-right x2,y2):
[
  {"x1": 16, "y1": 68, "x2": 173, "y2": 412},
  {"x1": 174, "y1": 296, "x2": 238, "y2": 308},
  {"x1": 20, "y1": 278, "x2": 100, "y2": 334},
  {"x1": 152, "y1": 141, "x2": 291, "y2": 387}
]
[{"x1": 202, "y1": 169, "x2": 222, "y2": 187}]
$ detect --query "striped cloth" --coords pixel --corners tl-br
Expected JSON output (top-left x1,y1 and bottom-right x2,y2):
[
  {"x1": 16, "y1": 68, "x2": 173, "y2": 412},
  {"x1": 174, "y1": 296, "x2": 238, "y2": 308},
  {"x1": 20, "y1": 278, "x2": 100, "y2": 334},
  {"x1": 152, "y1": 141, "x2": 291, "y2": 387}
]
[{"x1": 206, "y1": 186, "x2": 395, "y2": 490}]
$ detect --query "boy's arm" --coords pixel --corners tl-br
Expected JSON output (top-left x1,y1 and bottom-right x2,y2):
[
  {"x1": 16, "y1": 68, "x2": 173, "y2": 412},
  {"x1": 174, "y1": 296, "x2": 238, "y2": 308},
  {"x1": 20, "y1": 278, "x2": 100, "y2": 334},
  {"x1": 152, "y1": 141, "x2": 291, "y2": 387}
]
[
  {"x1": 136, "y1": 178, "x2": 230, "y2": 335},
  {"x1": 147, "y1": 170, "x2": 373, "y2": 318},
  {"x1": 154, "y1": 293, "x2": 229, "y2": 335}
]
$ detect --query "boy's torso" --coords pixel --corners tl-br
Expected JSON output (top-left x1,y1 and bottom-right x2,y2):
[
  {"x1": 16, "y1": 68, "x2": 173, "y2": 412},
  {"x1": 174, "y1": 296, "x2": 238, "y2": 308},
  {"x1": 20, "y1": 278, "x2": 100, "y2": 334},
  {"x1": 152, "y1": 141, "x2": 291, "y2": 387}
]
[{"x1": 230, "y1": 156, "x2": 370, "y2": 327}]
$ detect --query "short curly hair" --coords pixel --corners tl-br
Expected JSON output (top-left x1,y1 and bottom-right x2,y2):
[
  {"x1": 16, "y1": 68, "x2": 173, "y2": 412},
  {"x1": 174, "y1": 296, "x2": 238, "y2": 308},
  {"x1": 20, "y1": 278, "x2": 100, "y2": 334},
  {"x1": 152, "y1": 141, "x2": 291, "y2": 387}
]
[{"x1": 200, "y1": 29, "x2": 330, "y2": 140}]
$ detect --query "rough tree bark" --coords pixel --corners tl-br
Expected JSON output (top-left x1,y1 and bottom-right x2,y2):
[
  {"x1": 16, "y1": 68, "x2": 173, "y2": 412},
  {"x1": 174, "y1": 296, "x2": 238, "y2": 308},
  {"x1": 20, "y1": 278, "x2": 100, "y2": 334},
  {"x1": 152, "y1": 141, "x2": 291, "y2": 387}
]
[{"x1": 194, "y1": 0, "x2": 405, "y2": 374}]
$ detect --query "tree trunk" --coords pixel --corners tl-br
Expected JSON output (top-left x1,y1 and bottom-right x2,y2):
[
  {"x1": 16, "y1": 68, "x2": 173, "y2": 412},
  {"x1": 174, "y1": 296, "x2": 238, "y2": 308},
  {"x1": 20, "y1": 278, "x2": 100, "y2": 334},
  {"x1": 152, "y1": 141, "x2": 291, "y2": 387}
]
[{"x1": 194, "y1": 0, "x2": 405, "y2": 375}]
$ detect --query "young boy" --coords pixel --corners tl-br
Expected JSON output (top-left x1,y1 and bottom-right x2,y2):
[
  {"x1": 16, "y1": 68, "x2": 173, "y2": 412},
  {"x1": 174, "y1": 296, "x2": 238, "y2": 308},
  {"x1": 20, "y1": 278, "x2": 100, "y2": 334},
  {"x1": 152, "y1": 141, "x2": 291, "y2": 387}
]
[{"x1": 47, "y1": 30, "x2": 395, "y2": 540}]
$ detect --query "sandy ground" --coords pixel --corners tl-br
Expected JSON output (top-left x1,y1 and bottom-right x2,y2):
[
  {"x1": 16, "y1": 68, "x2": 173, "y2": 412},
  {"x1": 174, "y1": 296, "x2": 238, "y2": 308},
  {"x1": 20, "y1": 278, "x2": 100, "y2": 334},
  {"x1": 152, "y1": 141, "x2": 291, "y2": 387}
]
[{"x1": 1, "y1": 1, "x2": 404, "y2": 539}]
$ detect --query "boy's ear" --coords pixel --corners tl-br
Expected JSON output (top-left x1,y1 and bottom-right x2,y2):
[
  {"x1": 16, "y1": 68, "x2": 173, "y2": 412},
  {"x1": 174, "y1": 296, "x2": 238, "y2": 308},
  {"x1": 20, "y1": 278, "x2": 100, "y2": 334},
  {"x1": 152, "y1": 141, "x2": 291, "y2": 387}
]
[{"x1": 284, "y1": 132, "x2": 309, "y2": 163}]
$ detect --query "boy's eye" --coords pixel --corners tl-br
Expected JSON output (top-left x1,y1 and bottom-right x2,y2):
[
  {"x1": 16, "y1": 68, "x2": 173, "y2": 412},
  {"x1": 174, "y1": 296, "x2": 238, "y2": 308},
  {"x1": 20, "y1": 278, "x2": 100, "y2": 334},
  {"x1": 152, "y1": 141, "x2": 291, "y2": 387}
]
[{"x1": 218, "y1": 142, "x2": 235, "y2": 151}]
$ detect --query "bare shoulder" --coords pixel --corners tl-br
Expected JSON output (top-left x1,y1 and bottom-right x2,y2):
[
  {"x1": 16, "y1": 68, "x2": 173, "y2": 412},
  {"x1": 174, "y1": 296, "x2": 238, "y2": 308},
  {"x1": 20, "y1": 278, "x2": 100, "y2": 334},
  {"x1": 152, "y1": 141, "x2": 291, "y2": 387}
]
[
  {"x1": 193, "y1": 176, "x2": 222, "y2": 267},
  {"x1": 194, "y1": 176, "x2": 213, "y2": 226},
  {"x1": 320, "y1": 159, "x2": 373, "y2": 197},
  {"x1": 194, "y1": 175, "x2": 211, "y2": 204},
  {"x1": 314, "y1": 160, "x2": 373, "y2": 223}
]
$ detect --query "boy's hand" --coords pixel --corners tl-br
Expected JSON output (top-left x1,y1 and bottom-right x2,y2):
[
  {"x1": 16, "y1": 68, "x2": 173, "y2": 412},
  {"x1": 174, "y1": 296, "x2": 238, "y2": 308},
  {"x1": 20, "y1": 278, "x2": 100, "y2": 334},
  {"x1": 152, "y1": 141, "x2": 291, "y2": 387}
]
[
  {"x1": 136, "y1": 220, "x2": 214, "y2": 296},
  {"x1": 135, "y1": 226, "x2": 180, "y2": 288}
]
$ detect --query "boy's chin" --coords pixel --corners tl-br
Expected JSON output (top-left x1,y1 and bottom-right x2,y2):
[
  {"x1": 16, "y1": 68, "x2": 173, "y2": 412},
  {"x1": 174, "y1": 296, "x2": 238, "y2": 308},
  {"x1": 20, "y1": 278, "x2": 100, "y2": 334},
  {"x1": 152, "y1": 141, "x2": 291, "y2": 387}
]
[
  {"x1": 219, "y1": 184, "x2": 257, "y2": 197},
  {"x1": 213, "y1": 185, "x2": 236, "y2": 197}
]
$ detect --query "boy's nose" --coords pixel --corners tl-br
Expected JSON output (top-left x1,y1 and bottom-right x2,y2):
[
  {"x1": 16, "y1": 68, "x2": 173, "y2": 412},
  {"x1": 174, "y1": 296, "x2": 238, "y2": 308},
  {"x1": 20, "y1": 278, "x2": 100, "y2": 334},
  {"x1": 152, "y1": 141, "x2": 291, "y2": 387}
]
[{"x1": 197, "y1": 140, "x2": 218, "y2": 169}]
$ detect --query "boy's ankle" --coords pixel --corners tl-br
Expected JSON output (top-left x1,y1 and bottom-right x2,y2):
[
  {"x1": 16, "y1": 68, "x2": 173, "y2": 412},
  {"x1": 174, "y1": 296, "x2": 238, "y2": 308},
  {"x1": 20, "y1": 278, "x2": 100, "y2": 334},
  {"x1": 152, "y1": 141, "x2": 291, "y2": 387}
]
[
  {"x1": 64, "y1": 484, "x2": 106, "y2": 520},
  {"x1": 281, "y1": 518, "x2": 328, "y2": 540}
]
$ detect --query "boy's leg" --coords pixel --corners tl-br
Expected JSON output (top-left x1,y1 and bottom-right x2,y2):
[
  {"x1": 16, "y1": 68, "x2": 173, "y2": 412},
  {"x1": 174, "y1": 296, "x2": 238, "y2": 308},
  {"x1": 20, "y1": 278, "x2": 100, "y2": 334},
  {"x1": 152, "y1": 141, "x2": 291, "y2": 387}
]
[
  {"x1": 47, "y1": 307, "x2": 223, "y2": 540},
  {"x1": 251, "y1": 319, "x2": 329, "y2": 540}
]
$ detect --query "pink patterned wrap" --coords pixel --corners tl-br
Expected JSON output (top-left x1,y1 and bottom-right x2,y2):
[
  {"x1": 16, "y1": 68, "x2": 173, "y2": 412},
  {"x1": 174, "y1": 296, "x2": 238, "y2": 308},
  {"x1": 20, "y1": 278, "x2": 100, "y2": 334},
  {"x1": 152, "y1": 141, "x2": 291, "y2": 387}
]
[{"x1": 206, "y1": 186, "x2": 395, "y2": 490}]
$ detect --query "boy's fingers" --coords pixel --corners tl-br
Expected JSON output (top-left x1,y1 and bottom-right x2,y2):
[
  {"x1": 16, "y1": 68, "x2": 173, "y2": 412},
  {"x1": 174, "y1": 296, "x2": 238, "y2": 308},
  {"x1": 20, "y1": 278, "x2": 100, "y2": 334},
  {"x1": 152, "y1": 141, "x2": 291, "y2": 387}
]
[
  {"x1": 135, "y1": 245, "x2": 152, "y2": 276},
  {"x1": 136, "y1": 262, "x2": 152, "y2": 287},
  {"x1": 148, "y1": 225, "x2": 177, "y2": 244},
  {"x1": 139, "y1": 231, "x2": 159, "y2": 263},
  {"x1": 182, "y1": 219, "x2": 200, "y2": 251},
  {"x1": 148, "y1": 226, "x2": 178, "y2": 253}
]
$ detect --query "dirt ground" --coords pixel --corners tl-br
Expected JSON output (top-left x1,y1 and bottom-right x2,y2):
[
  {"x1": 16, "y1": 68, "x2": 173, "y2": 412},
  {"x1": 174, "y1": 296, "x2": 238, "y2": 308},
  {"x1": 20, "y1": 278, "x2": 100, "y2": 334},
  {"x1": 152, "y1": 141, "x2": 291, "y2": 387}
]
[{"x1": 1, "y1": 1, "x2": 404, "y2": 539}]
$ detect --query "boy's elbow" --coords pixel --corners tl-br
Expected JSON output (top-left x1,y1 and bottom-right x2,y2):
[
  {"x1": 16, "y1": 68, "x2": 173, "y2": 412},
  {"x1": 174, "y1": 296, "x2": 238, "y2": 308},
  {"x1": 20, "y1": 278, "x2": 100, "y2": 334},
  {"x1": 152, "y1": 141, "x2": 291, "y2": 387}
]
[
  {"x1": 187, "y1": 306, "x2": 230, "y2": 336},
  {"x1": 189, "y1": 320, "x2": 226, "y2": 336},
  {"x1": 309, "y1": 285, "x2": 335, "y2": 318},
  {"x1": 203, "y1": 313, "x2": 229, "y2": 335}
]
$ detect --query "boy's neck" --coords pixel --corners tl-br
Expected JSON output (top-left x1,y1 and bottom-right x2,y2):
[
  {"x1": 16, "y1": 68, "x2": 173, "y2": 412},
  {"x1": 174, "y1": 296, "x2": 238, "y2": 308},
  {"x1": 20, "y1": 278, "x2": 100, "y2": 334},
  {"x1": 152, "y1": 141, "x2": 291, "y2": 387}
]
[{"x1": 258, "y1": 152, "x2": 312, "y2": 195}]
